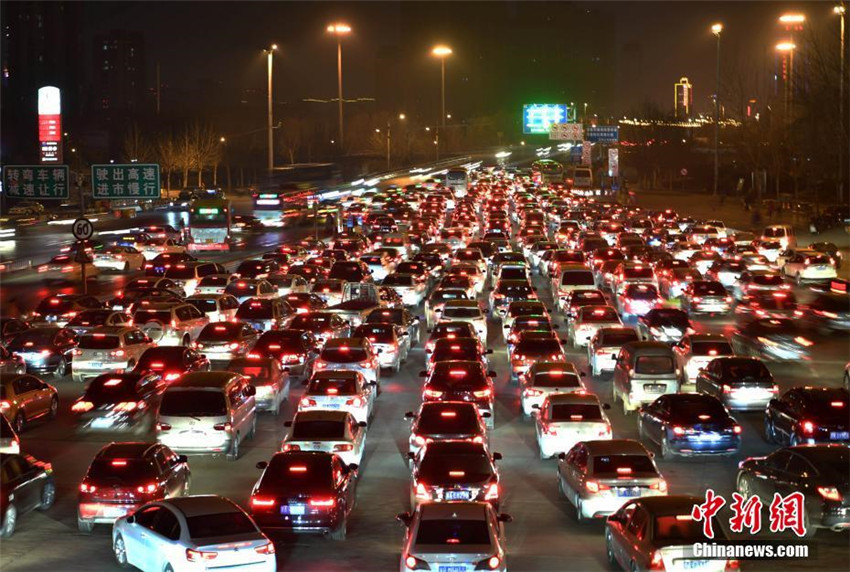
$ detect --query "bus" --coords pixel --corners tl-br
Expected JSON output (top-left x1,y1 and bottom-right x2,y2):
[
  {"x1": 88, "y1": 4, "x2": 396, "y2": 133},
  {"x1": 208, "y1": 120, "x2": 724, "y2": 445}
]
[
  {"x1": 445, "y1": 167, "x2": 469, "y2": 197},
  {"x1": 188, "y1": 198, "x2": 232, "y2": 251},
  {"x1": 531, "y1": 159, "x2": 565, "y2": 185},
  {"x1": 253, "y1": 163, "x2": 340, "y2": 226}
]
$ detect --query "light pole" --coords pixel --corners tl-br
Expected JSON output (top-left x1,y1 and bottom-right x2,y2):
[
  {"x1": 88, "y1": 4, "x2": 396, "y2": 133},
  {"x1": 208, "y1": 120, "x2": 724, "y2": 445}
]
[
  {"x1": 836, "y1": 3, "x2": 847, "y2": 202},
  {"x1": 432, "y1": 45, "x2": 452, "y2": 160},
  {"x1": 385, "y1": 113, "x2": 406, "y2": 169},
  {"x1": 711, "y1": 23, "x2": 723, "y2": 197},
  {"x1": 327, "y1": 23, "x2": 351, "y2": 154},
  {"x1": 264, "y1": 45, "x2": 277, "y2": 175},
  {"x1": 778, "y1": 14, "x2": 805, "y2": 122}
]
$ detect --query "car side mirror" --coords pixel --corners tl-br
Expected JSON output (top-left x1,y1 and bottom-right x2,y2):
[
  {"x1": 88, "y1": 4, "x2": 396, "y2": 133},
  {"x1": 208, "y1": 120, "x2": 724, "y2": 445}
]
[
  {"x1": 396, "y1": 512, "x2": 412, "y2": 526},
  {"x1": 245, "y1": 384, "x2": 256, "y2": 396},
  {"x1": 579, "y1": 371, "x2": 586, "y2": 377},
  {"x1": 481, "y1": 411, "x2": 492, "y2": 418},
  {"x1": 485, "y1": 348, "x2": 494, "y2": 355},
  {"x1": 560, "y1": 339, "x2": 567, "y2": 344},
  {"x1": 602, "y1": 403, "x2": 611, "y2": 410},
  {"x1": 256, "y1": 461, "x2": 268, "y2": 470},
  {"x1": 358, "y1": 421, "x2": 367, "y2": 428},
  {"x1": 404, "y1": 411, "x2": 415, "y2": 419},
  {"x1": 126, "y1": 515, "x2": 135, "y2": 524},
  {"x1": 557, "y1": 452, "x2": 566, "y2": 461},
  {"x1": 488, "y1": 371, "x2": 497, "y2": 378},
  {"x1": 284, "y1": 421, "x2": 293, "y2": 428},
  {"x1": 531, "y1": 403, "x2": 540, "y2": 410},
  {"x1": 497, "y1": 513, "x2": 513, "y2": 523},
  {"x1": 376, "y1": 349, "x2": 383, "y2": 354},
  {"x1": 503, "y1": 324, "x2": 510, "y2": 329},
  {"x1": 492, "y1": 452, "x2": 502, "y2": 461},
  {"x1": 407, "y1": 452, "x2": 415, "y2": 460},
  {"x1": 418, "y1": 370, "x2": 427, "y2": 377},
  {"x1": 177, "y1": 455, "x2": 188, "y2": 464},
  {"x1": 348, "y1": 463, "x2": 359, "y2": 472}
]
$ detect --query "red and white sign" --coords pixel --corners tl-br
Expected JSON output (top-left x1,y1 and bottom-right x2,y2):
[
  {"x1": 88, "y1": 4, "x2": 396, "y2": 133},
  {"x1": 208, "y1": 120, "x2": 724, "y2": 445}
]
[
  {"x1": 38, "y1": 86, "x2": 63, "y2": 164},
  {"x1": 581, "y1": 141, "x2": 592, "y2": 166}
]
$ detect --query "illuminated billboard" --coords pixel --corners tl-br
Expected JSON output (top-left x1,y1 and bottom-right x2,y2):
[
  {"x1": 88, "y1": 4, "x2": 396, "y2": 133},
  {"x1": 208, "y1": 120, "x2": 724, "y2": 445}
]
[
  {"x1": 38, "y1": 86, "x2": 62, "y2": 164},
  {"x1": 523, "y1": 104, "x2": 569, "y2": 135}
]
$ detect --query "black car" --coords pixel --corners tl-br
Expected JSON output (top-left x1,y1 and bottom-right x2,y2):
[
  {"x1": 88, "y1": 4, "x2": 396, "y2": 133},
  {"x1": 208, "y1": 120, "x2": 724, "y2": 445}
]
[
  {"x1": 364, "y1": 307, "x2": 421, "y2": 345},
  {"x1": 695, "y1": 356, "x2": 777, "y2": 411},
  {"x1": 420, "y1": 361, "x2": 497, "y2": 427},
  {"x1": 77, "y1": 442, "x2": 190, "y2": 532},
  {"x1": 736, "y1": 445, "x2": 849, "y2": 533},
  {"x1": 410, "y1": 440, "x2": 501, "y2": 509},
  {"x1": 6, "y1": 326, "x2": 78, "y2": 377},
  {"x1": 0, "y1": 318, "x2": 31, "y2": 345},
  {"x1": 799, "y1": 293, "x2": 850, "y2": 334},
  {"x1": 30, "y1": 294, "x2": 103, "y2": 325},
  {"x1": 637, "y1": 308, "x2": 692, "y2": 343},
  {"x1": 638, "y1": 393, "x2": 741, "y2": 458},
  {"x1": 730, "y1": 318, "x2": 814, "y2": 361},
  {"x1": 736, "y1": 290, "x2": 799, "y2": 319},
  {"x1": 1, "y1": 453, "x2": 55, "y2": 538},
  {"x1": 404, "y1": 401, "x2": 489, "y2": 455},
  {"x1": 250, "y1": 451, "x2": 357, "y2": 539},
  {"x1": 133, "y1": 346, "x2": 209, "y2": 382},
  {"x1": 71, "y1": 371, "x2": 167, "y2": 433},
  {"x1": 764, "y1": 387, "x2": 850, "y2": 446},
  {"x1": 249, "y1": 329, "x2": 319, "y2": 382},
  {"x1": 143, "y1": 252, "x2": 196, "y2": 276}
]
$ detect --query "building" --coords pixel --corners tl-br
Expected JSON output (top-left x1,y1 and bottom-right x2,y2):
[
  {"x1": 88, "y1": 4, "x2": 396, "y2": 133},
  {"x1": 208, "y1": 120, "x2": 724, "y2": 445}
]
[
  {"x1": 92, "y1": 31, "x2": 146, "y2": 114},
  {"x1": 674, "y1": 77, "x2": 693, "y2": 119}
]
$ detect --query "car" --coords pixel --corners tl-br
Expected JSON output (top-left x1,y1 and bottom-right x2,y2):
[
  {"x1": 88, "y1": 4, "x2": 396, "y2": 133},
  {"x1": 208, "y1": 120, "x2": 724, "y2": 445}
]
[
  {"x1": 781, "y1": 250, "x2": 838, "y2": 283},
  {"x1": 313, "y1": 337, "x2": 380, "y2": 388},
  {"x1": 509, "y1": 331, "x2": 567, "y2": 382},
  {"x1": 0, "y1": 373, "x2": 58, "y2": 433},
  {"x1": 616, "y1": 283, "x2": 660, "y2": 318},
  {"x1": 761, "y1": 224, "x2": 797, "y2": 249},
  {"x1": 224, "y1": 278, "x2": 278, "y2": 303},
  {"x1": 489, "y1": 279, "x2": 535, "y2": 317},
  {"x1": 137, "y1": 237, "x2": 187, "y2": 260},
  {"x1": 364, "y1": 307, "x2": 421, "y2": 346},
  {"x1": 382, "y1": 273, "x2": 428, "y2": 306},
  {"x1": 311, "y1": 278, "x2": 347, "y2": 307},
  {"x1": 705, "y1": 259, "x2": 746, "y2": 289},
  {"x1": 688, "y1": 250, "x2": 723, "y2": 276},
  {"x1": 35, "y1": 254, "x2": 101, "y2": 283},
  {"x1": 77, "y1": 442, "x2": 190, "y2": 532},
  {"x1": 184, "y1": 293, "x2": 241, "y2": 323},
  {"x1": 282, "y1": 410, "x2": 367, "y2": 466},
  {"x1": 764, "y1": 386, "x2": 850, "y2": 446},
  {"x1": 798, "y1": 292, "x2": 850, "y2": 334},
  {"x1": 409, "y1": 440, "x2": 501, "y2": 509},
  {"x1": 234, "y1": 259, "x2": 279, "y2": 280},
  {"x1": 298, "y1": 370, "x2": 375, "y2": 424},
  {"x1": 732, "y1": 270, "x2": 789, "y2": 301},
  {"x1": 426, "y1": 337, "x2": 491, "y2": 374},
  {"x1": 281, "y1": 292, "x2": 328, "y2": 314},
  {"x1": 588, "y1": 327, "x2": 640, "y2": 378},
  {"x1": 249, "y1": 329, "x2": 319, "y2": 382},
  {"x1": 0, "y1": 345, "x2": 26, "y2": 375},
  {"x1": 65, "y1": 309, "x2": 133, "y2": 335},
  {"x1": 695, "y1": 356, "x2": 777, "y2": 411},
  {"x1": 226, "y1": 356, "x2": 289, "y2": 414},
  {"x1": 134, "y1": 303, "x2": 209, "y2": 347},
  {"x1": 730, "y1": 318, "x2": 815, "y2": 361},
  {"x1": 438, "y1": 300, "x2": 487, "y2": 344},
  {"x1": 287, "y1": 312, "x2": 350, "y2": 349},
  {"x1": 635, "y1": 308, "x2": 692, "y2": 344},
  {"x1": 612, "y1": 263, "x2": 658, "y2": 296},
  {"x1": 534, "y1": 393, "x2": 612, "y2": 459},
  {"x1": 156, "y1": 372, "x2": 257, "y2": 460},
  {"x1": 446, "y1": 263, "x2": 486, "y2": 295},
  {"x1": 134, "y1": 346, "x2": 210, "y2": 382},
  {"x1": 0, "y1": 319, "x2": 32, "y2": 346},
  {"x1": 735, "y1": 290, "x2": 799, "y2": 319},
  {"x1": 143, "y1": 251, "x2": 196, "y2": 276},
  {"x1": 519, "y1": 362, "x2": 585, "y2": 419},
  {"x1": 250, "y1": 451, "x2": 358, "y2": 540},
  {"x1": 360, "y1": 252, "x2": 396, "y2": 281},
  {"x1": 681, "y1": 280, "x2": 732, "y2": 316},
  {"x1": 71, "y1": 371, "x2": 166, "y2": 433},
  {"x1": 29, "y1": 294, "x2": 103, "y2": 327},
  {"x1": 563, "y1": 289, "x2": 608, "y2": 320},
  {"x1": 554, "y1": 266, "x2": 597, "y2": 311},
  {"x1": 0, "y1": 453, "x2": 55, "y2": 538},
  {"x1": 501, "y1": 300, "x2": 550, "y2": 334},
  {"x1": 122, "y1": 277, "x2": 187, "y2": 300},
  {"x1": 111, "y1": 495, "x2": 275, "y2": 572},
  {"x1": 605, "y1": 496, "x2": 734, "y2": 572},
  {"x1": 736, "y1": 445, "x2": 850, "y2": 533},
  {"x1": 569, "y1": 305, "x2": 623, "y2": 348},
  {"x1": 194, "y1": 273, "x2": 239, "y2": 295},
  {"x1": 328, "y1": 260, "x2": 373, "y2": 283},
  {"x1": 424, "y1": 288, "x2": 469, "y2": 328},
  {"x1": 71, "y1": 327, "x2": 156, "y2": 383},
  {"x1": 92, "y1": 245, "x2": 146, "y2": 272},
  {"x1": 420, "y1": 361, "x2": 497, "y2": 428},
  {"x1": 559, "y1": 440, "x2": 667, "y2": 522},
  {"x1": 671, "y1": 334, "x2": 734, "y2": 390},
  {"x1": 194, "y1": 322, "x2": 260, "y2": 363},
  {"x1": 163, "y1": 261, "x2": 227, "y2": 297},
  {"x1": 396, "y1": 501, "x2": 510, "y2": 572},
  {"x1": 613, "y1": 342, "x2": 680, "y2": 414},
  {"x1": 353, "y1": 322, "x2": 408, "y2": 374},
  {"x1": 0, "y1": 414, "x2": 20, "y2": 454},
  {"x1": 6, "y1": 326, "x2": 77, "y2": 377},
  {"x1": 638, "y1": 393, "x2": 741, "y2": 458},
  {"x1": 404, "y1": 401, "x2": 489, "y2": 458}
]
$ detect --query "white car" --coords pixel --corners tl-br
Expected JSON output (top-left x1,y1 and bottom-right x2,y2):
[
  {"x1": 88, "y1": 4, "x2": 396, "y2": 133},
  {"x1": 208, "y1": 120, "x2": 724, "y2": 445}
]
[
  {"x1": 311, "y1": 279, "x2": 346, "y2": 307},
  {"x1": 756, "y1": 240, "x2": 783, "y2": 263},
  {"x1": 92, "y1": 246, "x2": 145, "y2": 272},
  {"x1": 424, "y1": 288, "x2": 469, "y2": 328},
  {"x1": 520, "y1": 362, "x2": 585, "y2": 419},
  {"x1": 297, "y1": 370, "x2": 375, "y2": 424},
  {"x1": 267, "y1": 273, "x2": 310, "y2": 297},
  {"x1": 132, "y1": 303, "x2": 209, "y2": 347},
  {"x1": 534, "y1": 392, "x2": 612, "y2": 459},
  {"x1": 282, "y1": 410, "x2": 366, "y2": 467},
  {"x1": 111, "y1": 495, "x2": 276, "y2": 572},
  {"x1": 71, "y1": 327, "x2": 155, "y2": 383},
  {"x1": 672, "y1": 334, "x2": 735, "y2": 391},
  {"x1": 185, "y1": 294, "x2": 240, "y2": 323},
  {"x1": 137, "y1": 238, "x2": 186, "y2": 261},
  {"x1": 194, "y1": 274, "x2": 239, "y2": 295},
  {"x1": 447, "y1": 264, "x2": 486, "y2": 295},
  {"x1": 781, "y1": 251, "x2": 838, "y2": 283},
  {"x1": 382, "y1": 273, "x2": 428, "y2": 307},
  {"x1": 568, "y1": 305, "x2": 623, "y2": 348},
  {"x1": 439, "y1": 300, "x2": 487, "y2": 344}
]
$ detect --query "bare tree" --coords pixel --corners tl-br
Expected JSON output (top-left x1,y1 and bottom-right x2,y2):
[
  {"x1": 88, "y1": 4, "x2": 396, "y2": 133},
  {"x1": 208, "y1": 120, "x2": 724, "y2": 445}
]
[
  {"x1": 155, "y1": 134, "x2": 180, "y2": 191},
  {"x1": 122, "y1": 123, "x2": 151, "y2": 163}
]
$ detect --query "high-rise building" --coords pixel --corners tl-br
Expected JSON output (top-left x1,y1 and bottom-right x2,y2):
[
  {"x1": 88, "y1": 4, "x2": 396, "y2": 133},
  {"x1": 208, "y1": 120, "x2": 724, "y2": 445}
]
[
  {"x1": 92, "y1": 31, "x2": 146, "y2": 113},
  {"x1": 674, "y1": 77, "x2": 693, "y2": 119}
]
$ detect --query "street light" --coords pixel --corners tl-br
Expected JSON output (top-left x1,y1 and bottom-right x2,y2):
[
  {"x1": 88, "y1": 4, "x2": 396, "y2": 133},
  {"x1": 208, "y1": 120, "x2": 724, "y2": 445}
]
[
  {"x1": 263, "y1": 44, "x2": 277, "y2": 175},
  {"x1": 779, "y1": 13, "x2": 806, "y2": 24},
  {"x1": 327, "y1": 23, "x2": 352, "y2": 153},
  {"x1": 711, "y1": 23, "x2": 723, "y2": 197},
  {"x1": 386, "y1": 113, "x2": 406, "y2": 169},
  {"x1": 836, "y1": 3, "x2": 847, "y2": 202},
  {"x1": 431, "y1": 45, "x2": 452, "y2": 160}
]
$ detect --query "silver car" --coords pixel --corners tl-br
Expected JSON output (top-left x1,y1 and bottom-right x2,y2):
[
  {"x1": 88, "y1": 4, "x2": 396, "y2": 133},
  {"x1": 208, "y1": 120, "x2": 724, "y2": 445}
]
[
  {"x1": 72, "y1": 327, "x2": 155, "y2": 383},
  {"x1": 397, "y1": 501, "x2": 510, "y2": 572}
]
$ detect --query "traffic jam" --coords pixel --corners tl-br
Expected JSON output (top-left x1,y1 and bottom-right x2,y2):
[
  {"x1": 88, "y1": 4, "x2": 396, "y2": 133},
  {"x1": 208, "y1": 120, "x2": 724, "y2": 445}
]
[{"x1": 1, "y1": 166, "x2": 849, "y2": 572}]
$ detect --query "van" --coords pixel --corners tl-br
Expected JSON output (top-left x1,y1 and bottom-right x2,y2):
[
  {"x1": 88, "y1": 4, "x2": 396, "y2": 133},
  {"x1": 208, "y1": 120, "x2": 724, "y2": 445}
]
[
  {"x1": 612, "y1": 341, "x2": 679, "y2": 413},
  {"x1": 164, "y1": 262, "x2": 226, "y2": 297},
  {"x1": 156, "y1": 371, "x2": 257, "y2": 460},
  {"x1": 567, "y1": 166, "x2": 593, "y2": 190},
  {"x1": 554, "y1": 265, "x2": 597, "y2": 311},
  {"x1": 760, "y1": 225, "x2": 796, "y2": 250}
]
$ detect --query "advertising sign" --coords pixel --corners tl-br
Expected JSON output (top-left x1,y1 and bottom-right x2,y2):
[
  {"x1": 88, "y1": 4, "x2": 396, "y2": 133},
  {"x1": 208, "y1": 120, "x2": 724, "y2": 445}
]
[
  {"x1": 608, "y1": 148, "x2": 619, "y2": 178},
  {"x1": 549, "y1": 122, "x2": 583, "y2": 141},
  {"x1": 581, "y1": 141, "x2": 592, "y2": 165},
  {"x1": 91, "y1": 164, "x2": 161, "y2": 199},
  {"x1": 569, "y1": 146, "x2": 583, "y2": 164},
  {"x1": 2, "y1": 165, "x2": 69, "y2": 199},
  {"x1": 523, "y1": 104, "x2": 569, "y2": 135},
  {"x1": 38, "y1": 86, "x2": 63, "y2": 164},
  {"x1": 586, "y1": 125, "x2": 619, "y2": 143}
]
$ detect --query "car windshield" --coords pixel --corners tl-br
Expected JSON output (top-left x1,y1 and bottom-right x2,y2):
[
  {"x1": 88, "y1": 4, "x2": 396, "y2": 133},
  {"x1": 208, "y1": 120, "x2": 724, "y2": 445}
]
[
  {"x1": 654, "y1": 515, "x2": 717, "y2": 542},
  {"x1": 418, "y1": 452, "x2": 493, "y2": 482},
  {"x1": 532, "y1": 371, "x2": 581, "y2": 388},
  {"x1": 308, "y1": 376, "x2": 358, "y2": 395},
  {"x1": 550, "y1": 403, "x2": 602, "y2": 421},
  {"x1": 78, "y1": 334, "x2": 121, "y2": 350},
  {"x1": 593, "y1": 454, "x2": 657, "y2": 475},
  {"x1": 417, "y1": 406, "x2": 479, "y2": 434},
  {"x1": 414, "y1": 519, "x2": 491, "y2": 547},
  {"x1": 292, "y1": 420, "x2": 345, "y2": 439},
  {"x1": 186, "y1": 511, "x2": 256, "y2": 540},
  {"x1": 560, "y1": 271, "x2": 595, "y2": 286},
  {"x1": 159, "y1": 390, "x2": 227, "y2": 416},
  {"x1": 443, "y1": 307, "x2": 483, "y2": 319},
  {"x1": 87, "y1": 459, "x2": 157, "y2": 484},
  {"x1": 635, "y1": 356, "x2": 674, "y2": 374},
  {"x1": 132, "y1": 310, "x2": 172, "y2": 324},
  {"x1": 691, "y1": 341, "x2": 733, "y2": 356}
]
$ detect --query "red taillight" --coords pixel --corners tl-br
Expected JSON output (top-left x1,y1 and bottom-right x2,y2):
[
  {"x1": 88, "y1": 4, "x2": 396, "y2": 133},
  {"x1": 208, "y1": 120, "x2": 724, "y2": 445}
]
[
  {"x1": 672, "y1": 426, "x2": 685, "y2": 436},
  {"x1": 281, "y1": 443, "x2": 300, "y2": 452},
  {"x1": 486, "y1": 556, "x2": 501, "y2": 570},
  {"x1": 300, "y1": 397, "x2": 317, "y2": 407},
  {"x1": 186, "y1": 548, "x2": 218, "y2": 562},
  {"x1": 484, "y1": 482, "x2": 499, "y2": 500},
  {"x1": 733, "y1": 425, "x2": 742, "y2": 434},
  {"x1": 255, "y1": 542, "x2": 275, "y2": 555},
  {"x1": 423, "y1": 388, "x2": 444, "y2": 398},
  {"x1": 649, "y1": 550, "x2": 664, "y2": 570},
  {"x1": 346, "y1": 397, "x2": 364, "y2": 408},
  {"x1": 228, "y1": 342, "x2": 240, "y2": 350},
  {"x1": 473, "y1": 388, "x2": 492, "y2": 399},
  {"x1": 816, "y1": 487, "x2": 843, "y2": 501},
  {"x1": 72, "y1": 401, "x2": 94, "y2": 413},
  {"x1": 213, "y1": 422, "x2": 231, "y2": 432},
  {"x1": 801, "y1": 420, "x2": 815, "y2": 434},
  {"x1": 333, "y1": 444, "x2": 353, "y2": 452},
  {"x1": 415, "y1": 482, "x2": 429, "y2": 500},
  {"x1": 585, "y1": 480, "x2": 609, "y2": 494},
  {"x1": 405, "y1": 556, "x2": 418, "y2": 569},
  {"x1": 251, "y1": 496, "x2": 276, "y2": 508},
  {"x1": 156, "y1": 422, "x2": 171, "y2": 431},
  {"x1": 136, "y1": 482, "x2": 157, "y2": 494},
  {"x1": 650, "y1": 480, "x2": 668, "y2": 493},
  {"x1": 73, "y1": 348, "x2": 83, "y2": 356},
  {"x1": 309, "y1": 497, "x2": 336, "y2": 508},
  {"x1": 725, "y1": 559, "x2": 740, "y2": 571},
  {"x1": 79, "y1": 482, "x2": 96, "y2": 493}
]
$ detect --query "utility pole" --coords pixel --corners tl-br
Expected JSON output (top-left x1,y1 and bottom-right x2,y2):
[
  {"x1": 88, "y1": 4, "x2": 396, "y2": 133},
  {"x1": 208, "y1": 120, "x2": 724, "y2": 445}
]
[
  {"x1": 837, "y1": 3, "x2": 847, "y2": 202},
  {"x1": 155, "y1": 62, "x2": 161, "y2": 115},
  {"x1": 712, "y1": 23, "x2": 723, "y2": 197},
  {"x1": 266, "y1": 45, "x2": 277, "y2": 176}
]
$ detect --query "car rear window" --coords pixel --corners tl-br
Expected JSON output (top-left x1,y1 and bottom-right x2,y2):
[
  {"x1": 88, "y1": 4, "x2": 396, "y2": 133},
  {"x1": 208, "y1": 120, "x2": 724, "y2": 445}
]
[
  {"x1": 132, "y1": 310, "x2": 172, "y2": 324},
  {"x1": 414, "y1": 519, "x2": 491, "y2": 547},
  {"x1": 635, "y1": 356, "x2": 674, "y2": 374},
  {"x1": 654, "y1": 515, "x2": 716, "y2": 542},
  {"x1": 289, "y1": 315, "x2": 333, "y2": 329},
  {"x1": 78, "y1": 334, "x2": 121, "y2": 350},
  {"x1": 355, "y1": 325, "x2": 395, "y2": 344},
  {"x1": 8, "y1": 330, "x2": 55, "y2": 348},
  {"x1": 623, "y1": 267, "x2": 654, "y2": 279},
  {"x1": 67, "y1": 311, "x2": 111, "y2": 327},
  {"x1": 550, "y1": 403, "x2": 602, "y2": 421},
  {"x1": 199, "y1": 275, "x2": 228, "y2": 287},
  {"x1": 236, "y1": 300, "x2": 275, "y2": 319},
  {"x1": 229, "y1": 364, "x2": 272, "y2": 380},
  {"x1": 417, "y1": 406, "x2": 479, "y2": 434},
  {"x1": 36, "y1": 298, "x2": 73, "y2": 314},
  {"x1": 442, "y1": 307, "x2": 483, "y2": 319},
  {"x1": 625, "y1": 285, "x2": 657, "y2": 300},
  {"x1": 292, "y1": 420, "x2": 345, "y2": 439},
  {"x1": 692, "y1": 282, "x2": 726, "y2": 296},
  {"x1": 186, "y1": 511, "x2": 256, "y2": 540},
  {"x1": 187, "y1": 298, "x2": 218, "y2": 313},
  {"x1": 383, "y1": 275, "x2": 415, "y2": 286},
  {"x1": 164, "y1": 266, "x2": 197, "y2": 280},
  {"x1": 582, "y1": 308, "x2": 619, "y2": 322},
  {"x1": 313, "y1": 281, "x2": 343, "y2": 293},
  {"x1": 593, "y1": 454, "x2": 656, "y2": 475},
  {"x1": 321, "y1": 346, "x2": 368, "y2": 363},
  {"x1": 265, "y1": 455, "x2": 332, "y2": 490},
  {"x1": 515, "y1": 339, "x2": 562, "y2": 356},
  {"x1": 88, "y1": 459, "x2": 157, "y2": 483},
  {"x1": 600, "y1": 331, "x2": 639, "y2": 346},
  {"x1": 418, "y1": 451, "x2": 493, "y2": 482},
  {"x1": 499, "y1": 268, "x2": 527, "y2": 280},
  {"x1": 532, "y1": 371, "x2": 581, "y2": 388},
  {"x1": 159, "y1": 390, "x2": 227, "y2": 417},
  {"x1": 669, "y1": 397, "x2": 729, "y2": 422},
  {"x1": 560, "y1": 271, "x2": 595, "y2": 286},
  {"x1": 198, "y1": 323, "x2": 243, "y2": 341},
  {"x1": 497, "y1": 283, "x2": 532, "y2": 297},
  {"x1": 752, "y1": 274, "x2": 783, "y2": 286},
  {"x1": 691, "y1": 341, "x2": 733, "y2": 357},
  {"x1": 308, "y1": 376, "x2": 357, "y2": 395}
]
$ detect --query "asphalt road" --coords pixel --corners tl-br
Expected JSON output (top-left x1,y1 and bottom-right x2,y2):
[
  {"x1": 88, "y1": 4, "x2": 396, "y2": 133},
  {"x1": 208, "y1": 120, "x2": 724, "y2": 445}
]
[{"x1": 1, "y1": 237, "x2": 848, "y2": 571}]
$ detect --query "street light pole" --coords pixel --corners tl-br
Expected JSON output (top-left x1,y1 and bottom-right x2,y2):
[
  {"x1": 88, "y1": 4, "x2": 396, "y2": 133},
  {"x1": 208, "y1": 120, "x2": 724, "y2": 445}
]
[
  {"x1": 431, "y1": 46, "x2": 452, "y2": 159},
  {"x1": 265, "y1": 45, "x2": 277, "y2": 176},
  {"x1": 836, "y1": 3, "x2": 847, "y2": 202},
  {"x1": 712, "y1": 23, "x2": 722, "y2": 197},
  {"x1": 327, "y1": 24, "x2": 352, "y2": 154}
]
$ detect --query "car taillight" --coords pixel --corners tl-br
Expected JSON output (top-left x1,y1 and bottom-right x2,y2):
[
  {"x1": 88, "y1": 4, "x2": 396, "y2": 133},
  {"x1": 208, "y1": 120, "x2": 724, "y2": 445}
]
[
  {"x1": 725, "y1": 559, "x2": 740, "y2": 571},
  {"x1": 733, "y1": 425, "x2": 742, "y2": 434},
  {"x1": 473, "y1": 388, "x2": 492, "y2": 398},
  {"x1": 585, "y1": 480, "x2": 610, "y2": 494},
  {"x1": 309, "y1": 497, "x2": 336, "y2": 508},
  {"x1": 110, "y1": 349, "x2": 126, "y2": 358},
  {"x1": 649, "y1": 550, "x2": 664, "y2": 570},
  {"x1": 333, "y1": 444, "x2": 353, "y2": 452},
  {"x1": 598, "y1": 425, "x2": 612, "y2": 438},
  {"x1": 281, "y1": 443, "x2": 300, "y2": 452},
  {"x1": 228, "y1": 342, "x2": 240, "y2": 350},
  {"x1": 524, "y1": 388, "x2": 543, "y2": 397},
  {"x1": 415, "y1": 482, "x2": 430, "y2": 500},
  {"x1": 423, "y1": 389, "x2": 443, "y2": 398},
  {"x1": 484, "y1": 482, "x2": 499, "y2": 500},
  {"x1": 213, "y1": 422, "x2": 231, "y2": 431},
  {"x1": 156, "y1": 422, "x2": 171, "y2": 431},
  {"x1": 251, "y1": 496, "x2": 277, "y2": 508},
  {"x1": 801, "y1": 420, "x2": 815, "y2": 434},
  {"x1": 255, "y1": 542, "x2": 275, "y2": 555},
  {"x1": 650, "y1": 480, "x2": 668, "y2": 493},
  {"x1": 71, "y1": 401, "x2": 94, "y2": 413},
  {"x1": 164, "y1": 372, "x2": 181, "y2": 381},
  {"x1": 817, "y1": 487, "x2": 843, "y2": 501},
  {"x1": 114, "y1": 401, "x2": 145, "y2": 412},
  {"x1": 186, "y1": 548, "x2": 218, "y2": 562},
  {"x1": 79, "y1": 482, "x2": 97, "y2": 493},
  {"x1": 300, "y1": 397, "x2": 317, "y2": 407},
  {"x1": 136, "y1": 482, "x2": 157, "y2": 494},
  {"x1": 346, "y1": 397, "x2": 364, "y2": 407},
  {"x1": 672, "y1": 426, "x2": 685, "y2": 436},
  {"x1": 73, "y1": 349, "x2": 83, "y2": 357},
  {"x1": 722, "y1": 384, "x2": 732, "y2": 393},
  {"x1": 40, "y1": 349, "x2": 52, "y2": 357}
]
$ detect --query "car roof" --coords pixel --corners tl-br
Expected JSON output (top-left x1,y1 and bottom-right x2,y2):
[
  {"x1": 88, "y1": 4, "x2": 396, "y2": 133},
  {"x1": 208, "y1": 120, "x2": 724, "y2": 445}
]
[
  {"x1": 98, "y1": 442, "x2": 157, "y2": 459},
  {"x1": 546, "y1": 392, "x2": 598, "y2": 405},
  {"x1": 621, "y1": 341, "x2": 674, "y2": 355},
  {"x1": 419, "y1": 501, "x2": 489, "y2": 521},
  {"x1": 584, "y1": 439, "x2": 649, "y2": 455},
  {"x1": 171, "y1": 371, "x2": 240, "y2": 388},
  {"x1": 86, "y1": 326, "x2": 136, "y2": 335},
  {"x1": 165, "y1": 495, "x2": 242, "y2": 517},
  {"x1": 294, "y1": 409, "x2": 350, "y2": 422}
]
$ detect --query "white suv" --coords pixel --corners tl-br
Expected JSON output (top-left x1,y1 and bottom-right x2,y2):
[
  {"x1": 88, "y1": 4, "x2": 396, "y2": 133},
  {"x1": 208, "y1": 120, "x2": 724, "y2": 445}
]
[{"x1": 132, "y1": 302, "x2": 209, "y2": 346}]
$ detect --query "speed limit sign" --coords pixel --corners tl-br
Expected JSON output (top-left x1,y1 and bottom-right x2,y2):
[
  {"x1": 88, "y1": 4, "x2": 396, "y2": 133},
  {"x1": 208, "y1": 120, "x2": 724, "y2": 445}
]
[{"x1": 72, "y1": 218, "x2": 94, "y2": 241}]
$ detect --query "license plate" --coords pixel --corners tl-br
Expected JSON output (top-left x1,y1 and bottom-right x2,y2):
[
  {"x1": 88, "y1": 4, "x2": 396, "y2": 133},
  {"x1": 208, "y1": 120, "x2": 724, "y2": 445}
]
[
  {"x1": 645, "y1": 384, "x2": 665, "y2": 393},
  {"x1": 282, "y1": 504, "x2": 305, "y2": 516},
  {"x1": 90, "y1": 417, "x2": 114, "y2": 429},
  {"x1": 682, "y1": 560, "x2": 708, "y2": 570},
  {"x1": 439, "y1": 566, "x2": 467, "y2": 572},
  {"x1": 445, "y1": 491, "x2": 470, "y2": 501},
  {"x1": 830, "y1": 431, "x2": 850, "y2": 441},
  {"x1": 102, "y1": 506, "x2": 127, "y2": 518},
  {"x1": 89, "y1": 362, "x2": 103, "y2": 369},
  {"x1": 617, "y1": 487, "x2": 640, "y2": 497},
  {"x1": 321, "y1": 403, "x2": 341, "y2": 409}
]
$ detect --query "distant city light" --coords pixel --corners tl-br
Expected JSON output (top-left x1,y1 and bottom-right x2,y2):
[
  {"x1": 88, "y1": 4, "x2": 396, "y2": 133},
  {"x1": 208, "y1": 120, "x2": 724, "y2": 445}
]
[
  {"x1": 432, "y1": 45, "x2": 453, "y2": 57},
  {"x1": 776, "y1": 41, "x2": 796, "y2": 51},
  {"x1": 711, "y1": 23, "x2": 723, "y2": 35},
  {"x1": 778, "y1": 14, "x2": 806, "y2": 24},
  {"x1": 326, "y1": 23, "x2": 352, "y2": 34}
]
